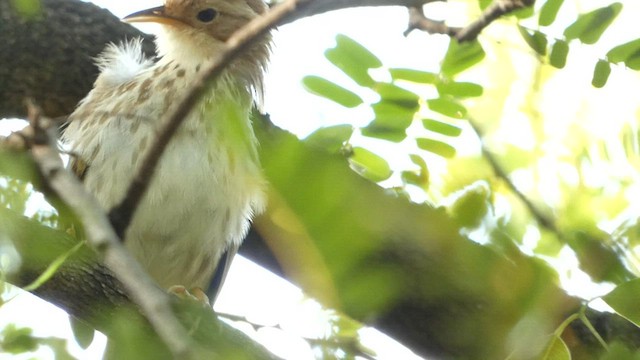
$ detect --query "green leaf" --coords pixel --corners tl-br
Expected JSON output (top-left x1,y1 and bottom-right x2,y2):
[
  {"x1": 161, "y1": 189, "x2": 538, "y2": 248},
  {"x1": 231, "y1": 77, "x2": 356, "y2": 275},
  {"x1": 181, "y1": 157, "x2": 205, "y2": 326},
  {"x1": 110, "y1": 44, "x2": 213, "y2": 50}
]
[
  {"x1": 568, "y1": 231, "x2": 633, "y2": 283},
  {"x1": 539, "y1": 335, "x2": 571, "y2": 360},
  {"x1": 304, "y1": 125, "x2": 354, "y2": 153},
  {"x1": 23, "y1": 241, "x2": 84, "y2": 291},
  {"x1": 539, "y1": 0, "x2": 564, "y2": 26},
  {"x1": 302, "y1": 76, "x2": 363, "y2": 108},
  {"x1": 10, "y1": 0, "x2": 42, "y2": 19},
  {"x1": 348, "y1": 147, "x2": 392, "y2": 182},
  {"x1": 1, "y1": 324, "x2": 38, "y2": 354},
  {"x1": 448, "y1": 184, "x2": 489, "y2": 228},
  {"x1": 603, "y1": 278, "x2": 640, "y2": 327},
  {"x1": 402, "y1": 154, "x2": 429, "y2": 189},
  {"x1": 417, "y1": 138, "x2": 456, "y2": 158},
  {"x1": 325, "y1": 34, "x2": 382, "y2": 87},
  {"x1": 389, "y1": 68, "x2": 438, "y2": 84},
  {"x1": 441, "y1": 39, "x2": 486, "y2": 77},
  {"x1": 436, "y1": 81, "x2": 483, "y2": 98},
  {"x1": 607, "y1": 38, "x2": 640, "y2": 70},
  {"x1": 478, "y1": 0, "x2": 492, "y2": 10},
  {"x1": 371, "y1": 101, "x2": 417, "y2": 128},
  {"x1": 513, "y1": 5, "x2": 535, "y2": 19},
  {"x1": 361, "y1": 101, "x2": 417, "y2": 142},
  {"x1": 70, "y1": 318, "x2": 95, "y2": 350},
  {"x1": 549, "y1": 40, "x2": 569, "y2": 69},
  {"x1": 599, "y1": 342, "x2": 640, "y2": 360},
  {"x1": 518, "y1": 26, "x2": 548, "y2": 56},
  {"x1": 591, "y1": 59, "x2": 611, "y2": 88},
  {"x1": 374, "y1": 83, "x2": 420, "y2": 109},
  {"x1": 564, "y1": 3, "x2": 623, "y2": 45},
  {"x1": 427, "y1": 98, "x2": 467, "y2": 118},
  {"x1": 422, "y1": 119, "x2": 462, "y2": 137},
  {"x1": 361, "y1": 126, "x2": 407, "y2": 143}
]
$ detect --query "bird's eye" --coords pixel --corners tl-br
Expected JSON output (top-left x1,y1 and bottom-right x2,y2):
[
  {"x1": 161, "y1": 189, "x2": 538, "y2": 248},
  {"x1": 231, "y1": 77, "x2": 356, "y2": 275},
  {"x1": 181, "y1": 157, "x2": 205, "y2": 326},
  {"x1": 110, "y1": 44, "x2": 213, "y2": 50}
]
[{"x1": 197, "y1": 8, "x2": 217, "y2": 22}]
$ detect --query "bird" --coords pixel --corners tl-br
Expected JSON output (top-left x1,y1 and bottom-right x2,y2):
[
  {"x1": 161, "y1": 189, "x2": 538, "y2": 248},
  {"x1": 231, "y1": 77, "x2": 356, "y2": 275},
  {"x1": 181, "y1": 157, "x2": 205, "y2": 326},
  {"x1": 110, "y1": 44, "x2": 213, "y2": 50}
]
[{"x1": 62, "y1": 0, "x2": 271, "y2": 304}]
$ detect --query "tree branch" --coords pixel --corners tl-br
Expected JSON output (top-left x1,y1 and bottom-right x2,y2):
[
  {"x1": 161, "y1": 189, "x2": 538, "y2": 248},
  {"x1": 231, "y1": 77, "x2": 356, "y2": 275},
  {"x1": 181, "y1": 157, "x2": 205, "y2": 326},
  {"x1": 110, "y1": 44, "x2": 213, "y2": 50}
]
[
  {"x1": 454, "y1": 0, "x2": 535, "y2": 42},
  {"x1": 108, "y1": 0, "x2": 299, "y2": 237},
  {"x1": 405, "y1": 0, "x2": 535, "y2": 41},
  {"x1": 468, "y1": 119, "x2": 559, "y2": 234}
]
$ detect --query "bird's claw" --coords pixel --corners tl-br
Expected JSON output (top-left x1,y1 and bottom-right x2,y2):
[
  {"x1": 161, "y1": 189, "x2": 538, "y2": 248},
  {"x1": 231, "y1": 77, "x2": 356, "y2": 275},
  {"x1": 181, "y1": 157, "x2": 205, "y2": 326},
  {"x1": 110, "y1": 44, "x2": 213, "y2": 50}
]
[{"x1": 168, "y1": 285, "x2": 210, "y2": 306}]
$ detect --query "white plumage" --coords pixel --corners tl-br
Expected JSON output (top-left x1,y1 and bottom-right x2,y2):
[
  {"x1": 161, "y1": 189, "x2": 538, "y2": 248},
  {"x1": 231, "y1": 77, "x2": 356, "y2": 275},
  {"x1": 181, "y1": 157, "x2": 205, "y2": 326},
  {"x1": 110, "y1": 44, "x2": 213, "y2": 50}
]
[
  {"x1": 63, "y1": 0, "x2": 270, "y2": 299},
  {"x1": 94, "y1": 39, "x2": 154, "y2": 88}
]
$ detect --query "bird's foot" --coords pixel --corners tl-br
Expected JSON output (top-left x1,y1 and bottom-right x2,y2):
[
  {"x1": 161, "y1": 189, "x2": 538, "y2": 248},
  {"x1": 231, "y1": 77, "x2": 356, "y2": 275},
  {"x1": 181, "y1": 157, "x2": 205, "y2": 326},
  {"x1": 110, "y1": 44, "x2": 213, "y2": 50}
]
[{"x1": 168, "y1": 285, "x2": 210, "y2": 306}]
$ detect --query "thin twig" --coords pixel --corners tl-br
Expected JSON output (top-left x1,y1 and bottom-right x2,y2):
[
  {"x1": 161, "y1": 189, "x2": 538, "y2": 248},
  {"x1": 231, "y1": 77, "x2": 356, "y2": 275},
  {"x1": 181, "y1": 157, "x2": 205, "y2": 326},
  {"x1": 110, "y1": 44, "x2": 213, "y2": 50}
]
[
  {"x1": 455, "y1": 0, "x2": 535, "y2": 42},
  {"x1": 468, "y1": 119, "x2": 560, "y2": 234},
  {"x1": 24, "y1": 101, "x2": 196, "y2": 359},
  {"x1": 405, "y1": 0, "x2": 535, "y2": 42},
  {"x1": 404, "y1": 6, "x2": 460, "y2": 37}
]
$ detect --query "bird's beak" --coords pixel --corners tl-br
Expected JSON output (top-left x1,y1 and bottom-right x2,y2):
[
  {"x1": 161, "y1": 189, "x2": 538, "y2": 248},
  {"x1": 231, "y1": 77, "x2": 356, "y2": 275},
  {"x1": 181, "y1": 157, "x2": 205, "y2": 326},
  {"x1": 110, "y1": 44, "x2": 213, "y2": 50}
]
[{"x1": 123, "y1": 6, "x2": 183, "y2": 26}]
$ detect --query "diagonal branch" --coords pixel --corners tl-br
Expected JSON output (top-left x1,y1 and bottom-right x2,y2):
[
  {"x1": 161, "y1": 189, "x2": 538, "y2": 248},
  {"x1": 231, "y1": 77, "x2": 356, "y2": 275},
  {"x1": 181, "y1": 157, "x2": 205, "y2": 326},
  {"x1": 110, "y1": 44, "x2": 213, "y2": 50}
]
[
  {"x1": 108, "y1": 0, "x2": 297, "y2": 237},
  {"x1": 107, "y1": 0, "x2": 444, "y2": 239},
  {"x1": 22, "y1": 102, "x2": 196, "y2": 359},
  {"x1": 468, "y1": 119, "x2": 560, "y2": 234}
]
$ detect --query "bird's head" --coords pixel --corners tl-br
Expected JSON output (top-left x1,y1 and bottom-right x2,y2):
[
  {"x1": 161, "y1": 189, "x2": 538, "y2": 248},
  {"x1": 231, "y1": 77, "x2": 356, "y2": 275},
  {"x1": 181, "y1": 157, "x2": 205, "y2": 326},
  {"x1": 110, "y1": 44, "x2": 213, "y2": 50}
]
[
  {"x1": 124, "y1": 0, "x2": 269, "y2": 64},
  {"x1": 124, "y1": 0, "x2": 271, "y2": 94}
]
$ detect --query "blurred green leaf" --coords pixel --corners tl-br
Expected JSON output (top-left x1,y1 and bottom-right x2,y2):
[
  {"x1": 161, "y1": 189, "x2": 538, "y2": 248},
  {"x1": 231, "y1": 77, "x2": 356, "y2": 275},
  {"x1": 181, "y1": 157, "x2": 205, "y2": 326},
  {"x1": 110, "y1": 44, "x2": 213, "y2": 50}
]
[
  {"x1": 304, "y1": 125, "x2": 354, "y2": 153},
  {"x1": 427, "y1": 98, "x2": 467, "y2": 118},
  {"x1": 0, "y1": 324, "x2": 38, "y2": 354},
  {"x1": 478, "y1": 0, "x2": 492, "y2": 10},
  {"x1": 349, "y1": 147, "x2": 392, "y2": 182},
  {"x1": 607, "y1": 38, "x2": 640, "y2": 70},
  {"x1": 564, "y1": 3, "x2": 622, "y2": 45},
  {"x1": 539, "y1": 335, "x2": 571, "y2": 360},
  {"x1": 361, "y1": 126, "x2": 407, "y2": 142},
  {"x1": 448, "y1": 183, "x2": 490, "y2": 228},
  {"x1": 592, "y1": 59, "x2": 611, "y2": 88},
  {"x1": 518, "y1": 26, "x2": 548, "y2": 56},
  {"x1": 0, "y1": 178, "x2": 31, "y2": 215},
  {"x1": 534, "y1": 231, "x2": 564, "y2": 257},
  {"x1": 23, "y1": 241, "x2": 84, "y2": 292},
  {"x1": 361, "y1": 101, "x2": 417, "y2": 142},
  {"x1": 325, "y1": 34, "x2": 382, "y2": 87},
  {"x1": 603, "y1": 278, "x2": 640, "y2": 327},
  {"x1": 549, "y1": 40, "x2": 569, "y2": 69},
  {"x1": 436, "y1": 81, "x2": 483, "y2": 98},
  {"x1": 401, "y1": 154, "x2": 429, "y2": 189},
  {"x1": 389, "y1": 68, "x2": 438, "y2": 84},
  {"x1": 70, "y1": 318, "x2": 95, "y2": 350},
  {"x1": 422, "y1": 119, "x2": 462, "y2": 137},
  {"x1": 41, "y1": 337, "x2": 76, "y2": 360},
  {"x1": 568, "y1": 231, "x2": 633, "y2": 284},
  {"x1": 441, "y1": 39, "x2": 486, "y2": 77},
  {"x1": 371, "y1": 101, "x2": 416, "y2": 128},
  {"x1": 417, "y1": 138, "x2": 456, "y2": 158},
  {"x1": 513, "y1": 5, "x2": 535, "y2": 19},
  {"x1": 10, "y1": 0, "x2": 42, "y2": 19},
  {"x1": 599, "y1": 342, "x2": 640, "y2": 360},
  {"x1": 539, "y1": 0, "x2": 564, "y2": 26},
  {"x1": 374, "y1": 83, "x2": 420, "y2": 109},
  {"x1": 302, "y1": 76, "x2": 363, "y2": 108}
]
